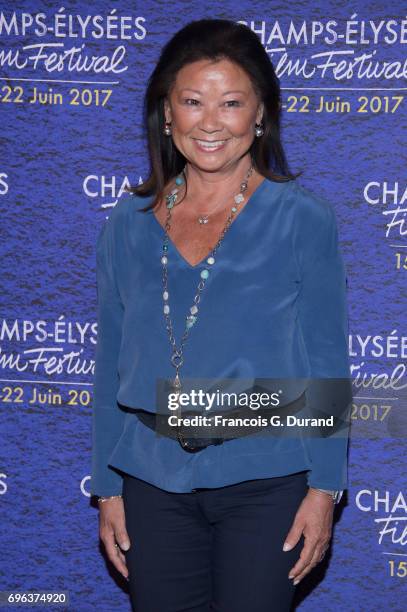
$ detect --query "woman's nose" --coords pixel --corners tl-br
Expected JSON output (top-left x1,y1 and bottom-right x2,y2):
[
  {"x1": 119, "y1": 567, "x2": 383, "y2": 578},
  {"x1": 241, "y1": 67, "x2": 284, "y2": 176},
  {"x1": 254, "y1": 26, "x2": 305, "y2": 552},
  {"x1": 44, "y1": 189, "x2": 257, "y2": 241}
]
[{"x1": 198, "y1": 107, "x2": 223, "y2": 132}]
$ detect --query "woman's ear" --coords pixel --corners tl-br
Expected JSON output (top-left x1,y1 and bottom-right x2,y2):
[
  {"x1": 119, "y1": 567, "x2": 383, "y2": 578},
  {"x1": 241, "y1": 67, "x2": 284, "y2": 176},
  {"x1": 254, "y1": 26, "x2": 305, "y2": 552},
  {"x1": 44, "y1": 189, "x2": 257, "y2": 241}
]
[
  {"x1": 164, "y1": 98, "x2": 172, "y2": 123},
  {"x1": 256, "y1": 102, "x2": 264, "y2": 125}
]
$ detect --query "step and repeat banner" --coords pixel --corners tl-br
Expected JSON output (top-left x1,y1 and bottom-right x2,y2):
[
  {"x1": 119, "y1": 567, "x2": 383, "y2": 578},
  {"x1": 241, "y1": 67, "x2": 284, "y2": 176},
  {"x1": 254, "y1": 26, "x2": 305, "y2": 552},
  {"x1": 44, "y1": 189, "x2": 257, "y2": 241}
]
[{"x1": 1, "y1": 1, "x2": 406, "y2": 611}]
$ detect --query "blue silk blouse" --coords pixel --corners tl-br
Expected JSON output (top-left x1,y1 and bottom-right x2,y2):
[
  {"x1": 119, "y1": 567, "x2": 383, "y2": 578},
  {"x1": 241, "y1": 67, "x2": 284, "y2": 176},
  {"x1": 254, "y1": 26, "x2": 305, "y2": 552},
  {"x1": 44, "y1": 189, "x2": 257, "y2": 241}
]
[{"x1": 90, "y1": 177, "x2": 351, "y2": 497}]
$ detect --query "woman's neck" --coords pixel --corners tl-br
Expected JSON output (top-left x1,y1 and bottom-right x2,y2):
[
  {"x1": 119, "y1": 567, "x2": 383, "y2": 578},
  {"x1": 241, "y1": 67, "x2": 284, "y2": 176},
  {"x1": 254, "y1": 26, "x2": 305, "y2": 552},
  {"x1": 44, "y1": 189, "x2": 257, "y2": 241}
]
[{"x1": 183, "y1": 155, "x2": 257, "y2": 203}]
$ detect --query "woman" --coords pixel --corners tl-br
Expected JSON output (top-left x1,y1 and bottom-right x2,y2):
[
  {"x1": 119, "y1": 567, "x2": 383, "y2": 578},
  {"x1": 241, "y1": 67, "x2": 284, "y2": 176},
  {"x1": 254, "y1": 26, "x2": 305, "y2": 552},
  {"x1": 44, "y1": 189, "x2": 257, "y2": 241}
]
[{"x1": 91, "y1": 19, "x2": 351, "y2": 612}]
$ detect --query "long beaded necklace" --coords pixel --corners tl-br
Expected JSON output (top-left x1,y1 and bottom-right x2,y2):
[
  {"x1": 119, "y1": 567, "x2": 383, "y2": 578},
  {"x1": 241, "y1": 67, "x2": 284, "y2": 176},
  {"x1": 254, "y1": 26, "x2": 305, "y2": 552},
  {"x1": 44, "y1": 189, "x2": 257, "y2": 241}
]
[{"x1": 160, "y1": 164, "x2": 254, "y2": 395}]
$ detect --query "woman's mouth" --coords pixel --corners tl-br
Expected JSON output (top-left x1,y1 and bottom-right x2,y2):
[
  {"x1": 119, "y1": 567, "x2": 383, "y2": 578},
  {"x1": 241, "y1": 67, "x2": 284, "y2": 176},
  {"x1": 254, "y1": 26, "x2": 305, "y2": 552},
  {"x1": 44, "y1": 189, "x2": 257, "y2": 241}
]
[{"x1": 193, "y1": 139, "x2": 229, "y2": 153}]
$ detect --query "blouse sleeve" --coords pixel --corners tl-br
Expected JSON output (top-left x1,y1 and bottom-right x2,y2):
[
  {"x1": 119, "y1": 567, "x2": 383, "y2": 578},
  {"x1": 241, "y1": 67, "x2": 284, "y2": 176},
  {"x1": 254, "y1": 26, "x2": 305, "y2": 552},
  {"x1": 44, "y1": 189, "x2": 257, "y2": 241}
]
[
  {"x1": 90, "y1": 211, "x2": 126, "y2": 497},
  {"x1": 296, "y1": 192, "x2": 352, "y2": 490}
]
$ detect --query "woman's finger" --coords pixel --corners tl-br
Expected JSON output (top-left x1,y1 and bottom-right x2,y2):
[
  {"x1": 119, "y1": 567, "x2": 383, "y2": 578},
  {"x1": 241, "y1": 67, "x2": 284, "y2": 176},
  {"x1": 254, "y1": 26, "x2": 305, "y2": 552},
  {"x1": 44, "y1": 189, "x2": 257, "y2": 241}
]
[
  {"x1": 288, "y1": 534, "x2": 317, "y2": 580},
  {"x1": 291, "y1": 545, "x2": 326, "y2": 584},
  {"x1": 114, "y1": 528, "x2": 131, "y2": 552},
  {"x1": 102, "y1": 531, "x2": 129, "y2": 579},
  {"x1": 114, "y1": 544, "x2": 130, "y2": 580}
]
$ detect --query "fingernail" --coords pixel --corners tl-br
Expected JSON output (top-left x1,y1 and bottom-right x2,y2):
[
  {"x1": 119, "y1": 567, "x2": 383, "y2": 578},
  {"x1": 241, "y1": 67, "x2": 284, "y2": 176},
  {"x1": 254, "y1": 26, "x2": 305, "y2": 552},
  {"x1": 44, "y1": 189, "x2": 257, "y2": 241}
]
[
  {"x1": 288, "y1": 574, "x2": 294, "y2": 579},
  {"x1": 293, "y1": 579, "x2": 300, "y2": 585},
  {"x1": 283, "y1": 543, "x2": 293, "y2": 551},
  {"x1": 121, "y1": 542, "x2": 130, "y2": 551}
]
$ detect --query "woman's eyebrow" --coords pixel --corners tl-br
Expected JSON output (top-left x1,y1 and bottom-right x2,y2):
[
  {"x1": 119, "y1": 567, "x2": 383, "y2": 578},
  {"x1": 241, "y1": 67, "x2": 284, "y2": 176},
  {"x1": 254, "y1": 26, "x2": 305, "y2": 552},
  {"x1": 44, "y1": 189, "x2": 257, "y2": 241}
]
[{"x1": 179, "y1": 88, "x2": 247, "y2": 95}]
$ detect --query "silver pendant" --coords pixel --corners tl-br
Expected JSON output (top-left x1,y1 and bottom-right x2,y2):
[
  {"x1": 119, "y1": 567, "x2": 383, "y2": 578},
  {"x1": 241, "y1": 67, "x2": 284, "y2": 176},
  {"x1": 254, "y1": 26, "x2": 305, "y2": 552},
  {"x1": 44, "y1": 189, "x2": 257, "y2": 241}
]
[
  {"x1": 198, "y1": 215, "x2": 209, "y2": 225},
  {"x1": 173, "y1": 372, "x2": 182, "y2": 391}
]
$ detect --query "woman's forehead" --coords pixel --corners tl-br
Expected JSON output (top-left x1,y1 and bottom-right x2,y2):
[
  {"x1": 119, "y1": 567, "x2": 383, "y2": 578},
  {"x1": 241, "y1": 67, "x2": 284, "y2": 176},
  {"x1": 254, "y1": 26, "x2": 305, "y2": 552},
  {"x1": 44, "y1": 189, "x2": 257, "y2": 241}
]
[{"x1": 171, "y1": 59, "x2": 254, "y2": 92}]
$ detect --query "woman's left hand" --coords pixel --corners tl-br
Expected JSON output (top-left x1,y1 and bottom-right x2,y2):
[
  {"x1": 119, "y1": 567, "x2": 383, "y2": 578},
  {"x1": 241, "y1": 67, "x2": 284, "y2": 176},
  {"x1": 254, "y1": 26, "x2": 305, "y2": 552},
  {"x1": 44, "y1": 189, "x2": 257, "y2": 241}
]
[{"x1": 283, "y1": 487, "x2": 335, "y2": 585}]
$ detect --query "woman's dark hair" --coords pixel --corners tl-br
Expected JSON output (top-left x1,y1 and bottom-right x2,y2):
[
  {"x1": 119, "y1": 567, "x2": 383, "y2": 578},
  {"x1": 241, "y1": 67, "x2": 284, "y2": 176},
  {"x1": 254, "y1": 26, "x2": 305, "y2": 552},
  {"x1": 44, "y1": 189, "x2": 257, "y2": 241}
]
[{"x1": 127, "y1": 18, "x2": 301, "y2": 211}]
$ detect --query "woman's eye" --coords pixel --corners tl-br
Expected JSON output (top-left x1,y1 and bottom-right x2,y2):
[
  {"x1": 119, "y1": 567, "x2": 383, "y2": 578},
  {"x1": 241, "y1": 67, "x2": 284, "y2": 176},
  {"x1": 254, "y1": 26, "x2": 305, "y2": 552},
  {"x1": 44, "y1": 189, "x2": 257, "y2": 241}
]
[{"x1": 182, "y1": 99, "x2": 241, "y2": 107}]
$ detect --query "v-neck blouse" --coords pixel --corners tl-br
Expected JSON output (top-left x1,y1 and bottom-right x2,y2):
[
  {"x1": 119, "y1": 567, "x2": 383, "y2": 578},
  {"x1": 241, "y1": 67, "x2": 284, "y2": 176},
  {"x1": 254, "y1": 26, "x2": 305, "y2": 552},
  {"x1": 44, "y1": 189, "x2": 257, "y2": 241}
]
[
  {"x1": 90, "y1": 177, "x2": 351, "y2": 497},
  {"x1": 150, "y1": 176, "x2": 269, "y2": 268}
]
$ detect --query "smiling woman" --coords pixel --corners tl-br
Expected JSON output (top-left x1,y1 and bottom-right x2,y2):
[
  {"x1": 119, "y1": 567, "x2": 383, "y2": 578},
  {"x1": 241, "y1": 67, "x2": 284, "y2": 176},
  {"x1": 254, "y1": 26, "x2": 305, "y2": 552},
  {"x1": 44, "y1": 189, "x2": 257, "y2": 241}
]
[
  {"x1": 148, "y1": 56, "x2": 269, "y2": 261},
  {"x1": 91, "y1": 17, "x2": 352, "y2": 612},
  {"x1": 164, "y1": 59, "x2": 264, "y2": 167}
]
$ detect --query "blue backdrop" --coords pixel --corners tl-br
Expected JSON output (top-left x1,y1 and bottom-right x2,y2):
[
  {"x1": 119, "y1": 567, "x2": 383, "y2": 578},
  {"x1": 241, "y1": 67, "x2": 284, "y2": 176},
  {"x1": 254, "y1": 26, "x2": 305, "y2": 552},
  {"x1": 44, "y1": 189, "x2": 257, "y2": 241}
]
[{"x1": 1, "y1": 1, "x2": 406, "y2": 610}]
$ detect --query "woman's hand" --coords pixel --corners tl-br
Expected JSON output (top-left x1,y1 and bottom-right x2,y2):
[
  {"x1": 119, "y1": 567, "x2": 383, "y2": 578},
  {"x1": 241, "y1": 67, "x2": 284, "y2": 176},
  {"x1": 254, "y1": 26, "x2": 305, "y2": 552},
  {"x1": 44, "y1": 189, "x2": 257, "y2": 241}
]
[
  {"x1": 98, "y1": 496, "x2": 131, "y2": 580},
  {"x1": 282, "y1": 488, "x2": 334, "y2": 585}
]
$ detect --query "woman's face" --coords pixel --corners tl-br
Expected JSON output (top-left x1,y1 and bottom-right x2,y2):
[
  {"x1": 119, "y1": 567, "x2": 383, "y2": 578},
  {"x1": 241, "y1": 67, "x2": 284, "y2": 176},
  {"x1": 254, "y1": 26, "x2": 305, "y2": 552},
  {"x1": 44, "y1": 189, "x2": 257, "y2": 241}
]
[{"x1": 164, "y1": 58, "x2": 264, "y2": 173}]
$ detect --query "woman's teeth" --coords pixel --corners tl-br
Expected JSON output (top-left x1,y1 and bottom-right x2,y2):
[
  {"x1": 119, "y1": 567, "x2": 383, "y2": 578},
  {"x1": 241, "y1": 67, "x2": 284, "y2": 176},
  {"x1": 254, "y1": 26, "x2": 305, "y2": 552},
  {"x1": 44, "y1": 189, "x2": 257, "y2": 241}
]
[{"x1": 195, "y1": 139, "x2": 227, "y2": 150}]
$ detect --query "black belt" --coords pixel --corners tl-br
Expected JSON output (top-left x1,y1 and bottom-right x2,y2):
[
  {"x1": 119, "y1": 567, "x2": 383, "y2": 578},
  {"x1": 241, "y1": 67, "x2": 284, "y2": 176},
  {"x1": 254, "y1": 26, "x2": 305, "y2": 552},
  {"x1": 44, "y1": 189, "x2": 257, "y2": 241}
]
[{"x1": 132, "y1": 391, "x2": 307, "y2": 453}]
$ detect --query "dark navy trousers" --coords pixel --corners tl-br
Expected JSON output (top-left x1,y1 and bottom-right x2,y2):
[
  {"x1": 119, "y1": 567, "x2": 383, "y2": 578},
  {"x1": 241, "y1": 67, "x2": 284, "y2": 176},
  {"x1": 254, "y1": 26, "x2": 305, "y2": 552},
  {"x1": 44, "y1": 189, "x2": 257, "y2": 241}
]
[{"x1": 123, "y1": 470, "x2": 308, "y2": 612}]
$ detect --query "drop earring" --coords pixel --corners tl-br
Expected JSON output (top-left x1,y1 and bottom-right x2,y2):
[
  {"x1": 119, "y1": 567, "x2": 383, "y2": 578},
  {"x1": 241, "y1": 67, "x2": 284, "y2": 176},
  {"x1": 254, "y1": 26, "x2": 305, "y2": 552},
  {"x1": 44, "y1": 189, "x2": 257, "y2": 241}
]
[
  {"x1": 255, "y1": 123, "x2": 264, "y2": 137},
  {"x1": 164, "y1": 121, "x2": 172, "y2": 136}
]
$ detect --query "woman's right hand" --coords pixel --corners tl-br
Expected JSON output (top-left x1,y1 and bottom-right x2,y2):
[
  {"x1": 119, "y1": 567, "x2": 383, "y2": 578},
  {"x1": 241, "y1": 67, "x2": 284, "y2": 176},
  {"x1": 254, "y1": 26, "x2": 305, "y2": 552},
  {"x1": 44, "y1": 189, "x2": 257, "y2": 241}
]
[{"x1": 98, "y1": 496, "x2": 131, "y2": 580}]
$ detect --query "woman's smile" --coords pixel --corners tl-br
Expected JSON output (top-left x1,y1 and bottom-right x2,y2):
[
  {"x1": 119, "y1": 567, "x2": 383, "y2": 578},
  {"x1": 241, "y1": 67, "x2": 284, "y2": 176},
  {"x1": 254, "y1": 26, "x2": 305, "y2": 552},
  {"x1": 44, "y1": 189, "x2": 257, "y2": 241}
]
[{"x1": 192, "y1": 138, "x2": 229, "y2": 153}]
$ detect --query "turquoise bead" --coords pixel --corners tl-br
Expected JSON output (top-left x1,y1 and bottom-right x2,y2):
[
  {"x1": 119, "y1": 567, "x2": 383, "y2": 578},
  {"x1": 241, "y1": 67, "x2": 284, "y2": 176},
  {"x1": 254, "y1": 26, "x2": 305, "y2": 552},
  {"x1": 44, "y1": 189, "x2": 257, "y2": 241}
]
[
  {"x1": 186, "y1": 315, "x2": 197, "y2": 328},
  {"x1": 166, "y1": 193, "x2": 177, "y2": 208},
  {"x1": 200, "y1": 269, "x2": 209, "y2": 279},
  {"x1": 232, "y1": 206, "x2": 237, "y2": 213},
  {"x1": 175, "y1": 175, "x2": 184, "y2": 185},
  {"x1": 163, "y1": 244, "x2": 168, "y2": 251}
]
